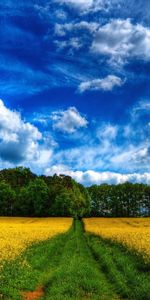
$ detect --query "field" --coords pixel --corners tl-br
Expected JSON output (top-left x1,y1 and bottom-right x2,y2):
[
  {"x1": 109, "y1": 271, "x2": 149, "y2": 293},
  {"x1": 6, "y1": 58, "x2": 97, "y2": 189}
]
[
  {"x1": 83, "y1": 217, "x2": 150, "y2": 262},
  {"x1": 0, "y1": 217, "x2": 150, "y2": 300},
  {"x1": 0, "y1": 217, "x2": 72, "y2": 264}
]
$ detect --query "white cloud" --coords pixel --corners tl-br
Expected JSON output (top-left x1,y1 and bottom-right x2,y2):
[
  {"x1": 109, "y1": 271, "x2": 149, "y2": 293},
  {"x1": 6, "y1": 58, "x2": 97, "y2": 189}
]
[
  {"x1": 35, "y1": 149, "x2": 53, "y2": 166},
  {"x1": 1, "y1": 99, "x2": 150, "y2": 184},
  {"x1": 55, "y1": 21, "x2": 99, "y2": 36},
  {"x1": 51, "y1": 107, "x2": 88, "y2": 133},
  {"x1": 97, "y1": 124, "x2": 118, "y2": 141},
  {"x1": 91, "y1": 19, "x2": 150, "y2": 64},
  {"x1": 52, "y1": 115, "x2": 150, "y2": 175},
  {"x1": 55, "y1": 0, "x2": 112, "y2": 14},
  {"x1": 54, "y1": 21, "x2": 98, "y2": 52},
  {"x1": 0, "y1": 99, "x2": 42, "y2": 163},
  {"x1": 55, "y1": 37, "x2": 82, "y2": 50},
  {"x1": 131, "y1": 100, "x2": 150, "y2": 120},
  {"x1": 56, "y1": 0, "x2": 94, "y2": 11},
  {"x1": 59, "y1": 0, "x2": 93, "y2": 6},
  {"x1": 69, "y1": 37, "x2": 82, "y2": 50},
  {"x1": 0, "y1": 100, "x2": 54, "y2": 168},
  {"x1": 45, "y1": 165, "x2": 150, "y2": 186},
  {"x1": 55, "y1": 9, "x2": 67, "y2": 20},
  {"x1": 79, "y1": 75, "x2": 124, "y2": 92}
]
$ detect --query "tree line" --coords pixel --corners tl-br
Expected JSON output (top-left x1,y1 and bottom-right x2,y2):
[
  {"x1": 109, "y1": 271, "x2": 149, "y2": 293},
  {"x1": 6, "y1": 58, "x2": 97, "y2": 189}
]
[
  {"x1": 0, "y1": 167, "x2": 149, "y2": 218},
  {"x1": 88, "y1": 183, "x2": 150, "y2": 217}
]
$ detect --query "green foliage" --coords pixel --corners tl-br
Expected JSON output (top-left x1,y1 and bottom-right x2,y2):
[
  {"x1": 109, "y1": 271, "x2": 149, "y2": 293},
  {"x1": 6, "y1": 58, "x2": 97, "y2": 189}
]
[
  {"x1": 88, "y1": 182, "x2": 150, "y2": 217},
  {"x1": 0, "y1": 166, "x2": 150, "y2": 217},
  {"x1": 0, "y1": 167, "x2": 91, "y2": 217},
  {"x1": 0, "y1": 167, "x2": 36, "y2": 189},
  {"x1": 0, "y1": 181, "x2": 15, "y2": 216},
  {"x1": 26, "y1": 178, "x2": 49, "y2": 216},
  {"x1": 50, "y1": 187, "x2": 71, "y2": 216},
  {"x1": 18, "y1": 178, "x2": 49, "y2": 216},
  {"x1": 49, "y1": 178, "x2": 91, "y2": 218}
]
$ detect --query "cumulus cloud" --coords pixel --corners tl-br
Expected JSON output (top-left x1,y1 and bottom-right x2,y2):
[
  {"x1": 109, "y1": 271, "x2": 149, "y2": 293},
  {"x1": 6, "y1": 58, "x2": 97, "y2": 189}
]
[
  {"x1": 0, "y1": 99, "x2": 150, "y2": 185},
  {"x1": 54, "y1": 21, "x2": 99, "y2": 52},
  {"x1": 91, "y1": 19, "x2": 150, "y2": 64},
  {"x1": 55, "y1": 0, "x2": 113, "y2": 14},
  {"x1": 51, "y1": 111, "x2": 150, "y2": 176},
  {"x1": 0, "y1": 99, "x2": 53, "y2": 168},
  {"x1": 0, "y1": 100, "x2": 42, "y2": 163},
  {"x1": 45, "y1": 165, "x2": 150, "y2": 186},
  {"x1": 51, "y1": 107, "x2": 88, "y2": 133},
  {"x1": 55, "y1": 0, "x2": 95, "y2": 11},
  {"x1": 79, "y1": 75, "x2": 124, "y2": 92}
]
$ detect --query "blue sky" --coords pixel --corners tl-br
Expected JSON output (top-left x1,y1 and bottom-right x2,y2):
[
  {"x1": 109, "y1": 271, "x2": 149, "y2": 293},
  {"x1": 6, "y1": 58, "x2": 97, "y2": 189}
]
[{"x1": 0, "y1": 0, "x2": 150, "y2": 185}]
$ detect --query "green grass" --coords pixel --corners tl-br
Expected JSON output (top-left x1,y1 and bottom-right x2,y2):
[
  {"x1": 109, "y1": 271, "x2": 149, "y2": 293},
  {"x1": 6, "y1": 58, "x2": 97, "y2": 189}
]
[
  {"x1": 41, "y1": 220, "x2": 118, "y2": 300},
  {"x1": 86, "y1": 233, "x2": 150, "y2": 300},
  {"x1": 0, "y1": 220, "x2": 150, "y2": 300},
  {"x1": 0, "y1": 228, "x2": 71, "y2": 299}
]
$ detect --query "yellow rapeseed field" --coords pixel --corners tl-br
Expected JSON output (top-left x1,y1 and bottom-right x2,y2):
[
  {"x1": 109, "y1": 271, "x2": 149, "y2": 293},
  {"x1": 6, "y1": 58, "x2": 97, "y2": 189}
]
[
  {"x1": 84, "y1": 218, "x2": 150, "y2": 261},
  {"x1": 0, "y1": 217, "x2": 72, "y2": 264}
]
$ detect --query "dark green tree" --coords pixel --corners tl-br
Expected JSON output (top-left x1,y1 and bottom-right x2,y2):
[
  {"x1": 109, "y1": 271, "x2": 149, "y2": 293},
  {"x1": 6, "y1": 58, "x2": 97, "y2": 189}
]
[
  {"x1": 18, "y1": 178, "x2": 49, "y2": 216},
  {"x1": 0, "y1": 181, "x2": 15, "y2": 216}
]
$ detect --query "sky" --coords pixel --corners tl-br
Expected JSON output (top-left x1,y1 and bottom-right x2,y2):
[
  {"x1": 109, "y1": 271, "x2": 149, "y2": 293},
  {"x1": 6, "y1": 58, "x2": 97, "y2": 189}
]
[{"x1": 0, "y1": 0, "x2": 150, "y2": 186}]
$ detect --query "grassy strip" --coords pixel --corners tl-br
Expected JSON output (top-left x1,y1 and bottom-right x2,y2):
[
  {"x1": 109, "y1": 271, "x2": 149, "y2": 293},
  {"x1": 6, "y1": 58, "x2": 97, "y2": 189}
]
[
  {"x1": 86, "y1": 233, "x2": 150, "y2": 300},
  {"x1": 42, "y1": 220, "x2": 119, "y2": 300},
  {"x1": 0, "y1": 227, "x2": 72, "y2": 300}
]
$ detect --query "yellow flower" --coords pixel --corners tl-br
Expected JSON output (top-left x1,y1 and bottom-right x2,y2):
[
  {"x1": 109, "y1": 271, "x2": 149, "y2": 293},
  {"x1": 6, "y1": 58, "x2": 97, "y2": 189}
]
[
  {"x1": 83, "y1": 218, "x2": 150, "y2": 262},
  {"x1": 0, "y1": 217, "x2": 72, "y2": 267}
]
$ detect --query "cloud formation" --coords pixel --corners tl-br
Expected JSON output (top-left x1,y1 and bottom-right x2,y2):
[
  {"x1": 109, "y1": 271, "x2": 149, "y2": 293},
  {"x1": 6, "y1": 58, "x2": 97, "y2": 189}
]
[
  {"x1": 79, "y1": 75, "x2": 124, "y2": 92},
  {"x1": 0, "y1": 98, "x2": 150, "y2": 185},
  {"x1": 1, "y1": 1, "x2": 150, "y2": 186},
  {"x1": 0, "y1": 100, "x2": 42, "y2": 163},
  {"x1": 96, "y1": 124, "x2": 118, "y2": 141},
  {"x1": 55, "y1": 21, "x2": 99, "y2": 36},
  {"x1": 50, "y1": 101, "x2": 150, "y2": 177},
  {"x1": 51, "y1": 107, "x2": 88, "y2": 133},
  {"x1": 91, "y1": 19, "x2": 150, "y2": 64},
  {"x1": 55, "y1": 0, "x2": 104, "y2": 13},
  {"x1": 0, "y1": 100, "x2": 53, "y2": 169},
  {"x1": 45, "y1": 165, "x2": 150, "y2": 186}
]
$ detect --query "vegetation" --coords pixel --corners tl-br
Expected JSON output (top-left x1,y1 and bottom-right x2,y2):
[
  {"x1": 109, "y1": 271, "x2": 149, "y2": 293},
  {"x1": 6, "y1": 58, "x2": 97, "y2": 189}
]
[
  {"x1": 0, "y1": 167, "x2": 90, "y2": 218},
  {"x1": 0, "y1": 220, "x2": 149, "y2": 300},
  {"x1": 0, "y1": 167, "x2": 149, "y2": 217},
  {"x1": 86, "y1": 232, "x2": 150, "y2": 300},
  {"x1": 0, "y1": 169, "x2": 149, "y2": 300},
  {"x1": 88, "y1": 182, "x2": 150, "y2": 217},
  {"x1": 84, "y1": 217, "x2": 150, "y2": 262},
  {"x1": 0, "y1": 217, "x2": 72, "y2": 264}
]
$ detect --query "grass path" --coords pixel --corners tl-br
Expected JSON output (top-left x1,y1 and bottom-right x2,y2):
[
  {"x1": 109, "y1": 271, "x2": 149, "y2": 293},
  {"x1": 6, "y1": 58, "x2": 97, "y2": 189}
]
[
  {"x1": 86, "y1": 233, "x2": 150, "y2": 300},
  {"x1": 42, "y1": 221, "x2": 120, "y2": 300},
  {"x1": 0, "y1": 220, "x2": 150, "y2": 300}
]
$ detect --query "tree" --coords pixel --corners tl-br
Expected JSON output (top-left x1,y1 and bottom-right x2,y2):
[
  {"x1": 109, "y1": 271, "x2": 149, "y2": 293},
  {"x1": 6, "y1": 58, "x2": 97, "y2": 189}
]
[
  {"x1": 17, "y1": 186, "x2": 33, "y2": 216},
  {"x1": 18, "y1": 178, "x2": 49, "y2": 216},
  {"x1": 0, "y1": 166, "x2": 150, "y2": 218},
  {"x1": 88, "y1": 184, "x2": 111, "y2": 216},
  {"x1": 50, "y1": 187, "x2": 71, "y2": 216},
  {"x1": 68, "y1": 181, "x2": 91, "y2": 219},
  {"x1": 0, "y1": 181, "x2": 15, "y2": 216}
]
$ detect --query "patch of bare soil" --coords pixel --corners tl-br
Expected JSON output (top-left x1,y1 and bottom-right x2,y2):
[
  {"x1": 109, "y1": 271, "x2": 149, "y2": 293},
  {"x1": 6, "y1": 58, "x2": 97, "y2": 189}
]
[{"x1": 21, "y1": 287, "x2": 44, "y2": 300}]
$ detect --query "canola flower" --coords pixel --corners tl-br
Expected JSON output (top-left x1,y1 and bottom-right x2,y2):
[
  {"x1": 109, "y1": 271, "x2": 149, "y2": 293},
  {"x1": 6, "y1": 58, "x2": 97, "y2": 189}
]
[
  {"x1": 0, "y1": 217, "x2": 72, "y2": 265},
  {"x1": 84, "y1": 218, "x2": 150, "y2": 261}
]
